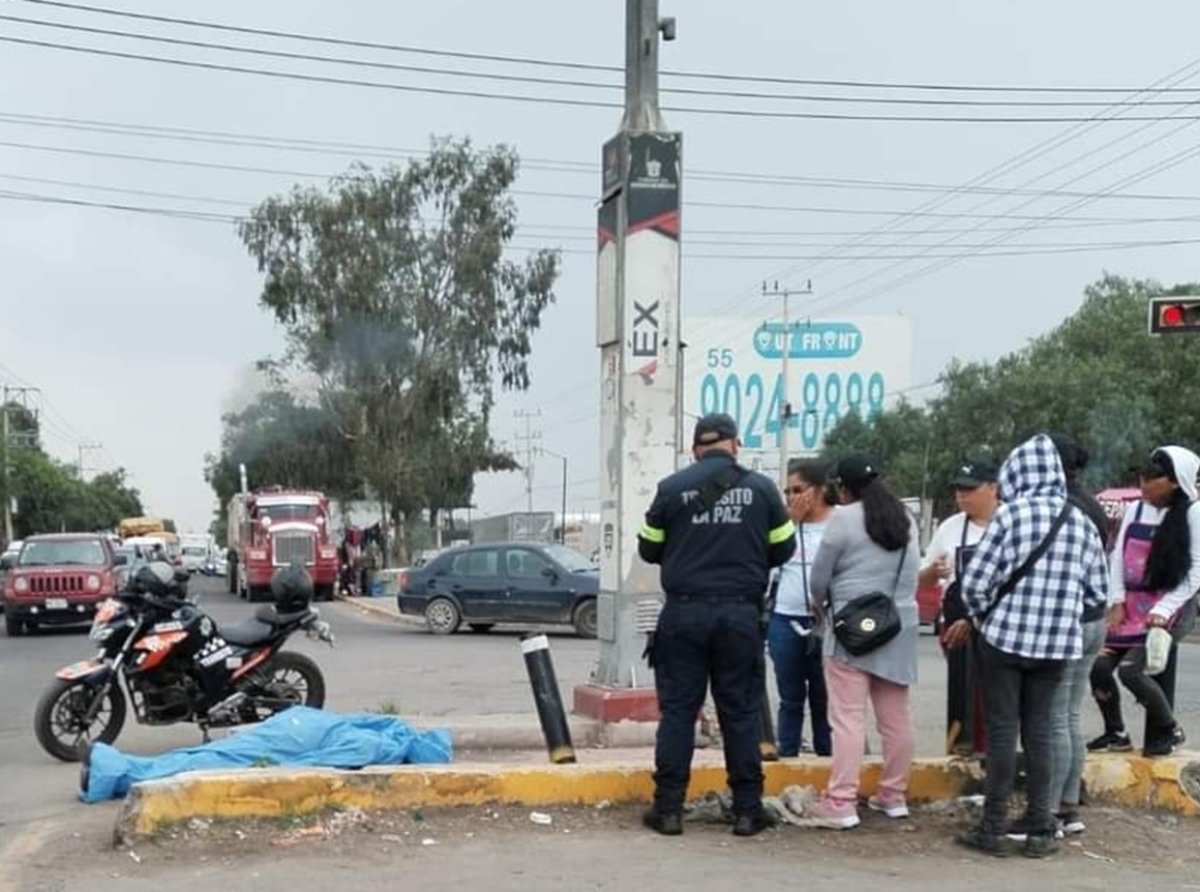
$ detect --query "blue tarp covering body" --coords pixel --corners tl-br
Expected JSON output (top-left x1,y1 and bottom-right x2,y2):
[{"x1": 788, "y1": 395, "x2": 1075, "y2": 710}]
[{"x1": 82, "y1": 707, "x2": 453, "y2": 803}]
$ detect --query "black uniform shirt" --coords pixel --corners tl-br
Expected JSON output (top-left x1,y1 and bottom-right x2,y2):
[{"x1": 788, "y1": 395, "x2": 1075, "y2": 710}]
[{"x1": 637, "y1": 452, "x2": 796, "y2": 598}]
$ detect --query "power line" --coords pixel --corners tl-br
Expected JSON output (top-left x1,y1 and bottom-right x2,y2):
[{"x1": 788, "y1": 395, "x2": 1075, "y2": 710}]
[
  {"x1": 15, "y1": 135, "x2": 1200, "y2": 222},
  {"x1": 10, "y1": 13, "x2": 1200, "y2": 111},
  {"x1": 9, "y1": 107, "x2": 1200, "y2": 203},
  {"x1": 19, "y1": 0, "x2": 1200, "y2": 97},
  {"x1": 9, "y1": 33, "x2": 1200, "y2": 123},
  {"x1": 696, "y1": 53, "x2": 1200, "y2": 325}
]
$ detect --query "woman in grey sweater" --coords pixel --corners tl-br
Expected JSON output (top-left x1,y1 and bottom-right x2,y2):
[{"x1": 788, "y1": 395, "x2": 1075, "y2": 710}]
[{"x1": 800, "y1": 454, "x2": 920, "y2": 830}]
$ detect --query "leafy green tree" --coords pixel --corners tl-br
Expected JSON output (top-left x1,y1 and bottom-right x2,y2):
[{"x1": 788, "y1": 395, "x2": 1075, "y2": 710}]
[
  {"x1": 238, "y1": 139, "x2": 559, "y2": 559},
  {"x1": 821, "y1": 273, "x2": 1200, "y2": 515},
  {"x1": 204, "y1": 389, "x2": 362, "y2": 543}
]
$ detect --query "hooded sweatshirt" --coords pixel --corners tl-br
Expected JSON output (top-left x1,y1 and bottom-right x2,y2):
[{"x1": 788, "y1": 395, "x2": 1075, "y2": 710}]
[
  {"x1": 1108, "y1": 445, "x2": 1200, "y2": 622},
  {"x1": 961, "y1": 434, "x2": 1109, "y2": 661}
]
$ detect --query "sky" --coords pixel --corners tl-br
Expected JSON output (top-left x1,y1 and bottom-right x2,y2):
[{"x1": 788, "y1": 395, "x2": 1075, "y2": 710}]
[{"x1": 2, "y1": 0, "x2": 1200, "y2": 534}]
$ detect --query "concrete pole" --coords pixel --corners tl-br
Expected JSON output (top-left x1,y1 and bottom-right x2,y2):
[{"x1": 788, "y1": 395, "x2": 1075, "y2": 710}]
[
  {"x1": 581, "y1": 0, "x2": 680, "y2": 708},
  {"x1": 1, "y1": 387, "x2": 10, "y2": 544},
  {"x1": 762, "y1": 281, "x2": 812, "y2": 487}
]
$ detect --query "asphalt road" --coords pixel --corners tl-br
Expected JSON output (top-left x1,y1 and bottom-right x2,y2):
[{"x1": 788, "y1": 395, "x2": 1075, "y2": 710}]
[{"x1": 3, "y1": 575, "x2": 1200, "y2": 888}]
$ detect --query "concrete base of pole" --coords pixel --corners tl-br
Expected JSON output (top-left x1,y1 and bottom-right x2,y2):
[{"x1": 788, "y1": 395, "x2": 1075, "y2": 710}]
[{"x1": 572, "y1": 683, "x2": 660, "y2": 723}]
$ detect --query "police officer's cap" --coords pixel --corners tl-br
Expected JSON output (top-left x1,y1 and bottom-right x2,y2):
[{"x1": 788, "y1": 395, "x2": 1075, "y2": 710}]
[{"x1": 693, "y1": 413, "x2": 739, "y2": 447}]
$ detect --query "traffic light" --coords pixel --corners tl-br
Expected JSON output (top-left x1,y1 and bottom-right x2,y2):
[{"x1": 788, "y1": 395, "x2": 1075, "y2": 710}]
[{"x1": 1148, "y1": 296, "x2": 1200, "y2": 335}]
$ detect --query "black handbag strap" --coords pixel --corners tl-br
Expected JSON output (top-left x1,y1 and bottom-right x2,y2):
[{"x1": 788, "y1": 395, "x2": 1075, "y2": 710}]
[
  {"x1": 981, "y1": 501, "x2": 1073, "y2": 621},
  {"x1": 675, "y1": 463, "x2": 748, "y2": 523}
]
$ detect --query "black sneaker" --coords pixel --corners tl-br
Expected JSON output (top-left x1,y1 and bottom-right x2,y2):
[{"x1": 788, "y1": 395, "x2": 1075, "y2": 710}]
[
  {"x1": 1143, "y1": 736, "x2": 1175, "y2": 758},
  {"x1": 956, "y1": 827, "x2": 1012, "y2": 857},
  {"x1": 642, "y1": 808, "x2": 683, "y2": 836},
  {"x1": 732, "y1": 810, "x2": 774, "y2": 837},
  {"x1": 1005, "y1": 817, "x2": 1063, "y2": 842},
  {"x1": 1023, "y1": 833, "x2": 1061, "y2": 859},
  {"x1": 1087, "y1": 730, "x2": 1133, "y2": 752}
]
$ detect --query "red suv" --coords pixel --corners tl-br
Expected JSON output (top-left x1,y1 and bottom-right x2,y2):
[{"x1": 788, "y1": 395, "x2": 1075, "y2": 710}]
[{"x1": 2, "y1": 534, "x2": 124, "y2": 636}]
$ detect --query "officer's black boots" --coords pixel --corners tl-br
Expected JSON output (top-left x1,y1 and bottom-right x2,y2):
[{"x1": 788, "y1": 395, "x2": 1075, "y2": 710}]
[
  {"x1": 642, "y1": 808, "x2": 684, "y2": 836},
  {"x1": 732, "y1": 810, "x2": 773, "y2": 837}
]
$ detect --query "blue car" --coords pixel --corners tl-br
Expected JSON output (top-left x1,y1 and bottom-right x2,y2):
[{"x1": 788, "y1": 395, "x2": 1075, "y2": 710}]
[{"x1": 398, "y1": 542, "x2": 598, "y2": 638}]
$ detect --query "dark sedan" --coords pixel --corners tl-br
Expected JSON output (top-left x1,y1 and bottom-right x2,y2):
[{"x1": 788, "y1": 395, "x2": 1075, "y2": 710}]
[{"x1": 398, "y1": 542, "x2": 598, "y2": 638}]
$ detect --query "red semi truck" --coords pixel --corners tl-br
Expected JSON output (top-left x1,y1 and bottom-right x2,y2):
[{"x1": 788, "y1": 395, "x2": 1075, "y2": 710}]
[{"x1": 226, "y1": 488, "x2": 338, "y2": 601}]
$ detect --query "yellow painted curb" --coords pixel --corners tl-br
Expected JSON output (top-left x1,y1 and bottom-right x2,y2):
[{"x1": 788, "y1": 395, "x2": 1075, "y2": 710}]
[
  {"x1": 1083, "y1": 751, "x2": 1200, "y2": 817},
  {"x1": 113, "y1": 751, "x2": 1200, "y2": 843},
  {"x1": 115, "y1": 757, "x2": 977, "y2": 842}
]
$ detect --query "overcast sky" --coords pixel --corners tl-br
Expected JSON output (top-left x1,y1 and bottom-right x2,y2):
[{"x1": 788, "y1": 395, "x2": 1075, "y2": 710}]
[{"x1": 2, "y1": 0, "x2": 1199, "y2": 534}]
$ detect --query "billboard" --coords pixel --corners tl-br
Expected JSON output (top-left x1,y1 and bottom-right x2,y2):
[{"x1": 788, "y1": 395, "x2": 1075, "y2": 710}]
[{"x1": 683, "y1": 315, "x2": 913, "y2": 476}]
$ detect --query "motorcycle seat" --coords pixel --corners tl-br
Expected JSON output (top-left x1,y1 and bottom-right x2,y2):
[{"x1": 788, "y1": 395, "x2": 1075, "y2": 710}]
[
  {"x1": 220, "y1": 617, "x2": 276, "y2": 647},
  {"x1": 253, "y1": 604, "x2": 312, "y2": 626}
]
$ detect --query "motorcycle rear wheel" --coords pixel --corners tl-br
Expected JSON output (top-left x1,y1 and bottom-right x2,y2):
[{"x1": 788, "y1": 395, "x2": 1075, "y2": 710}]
[
  {"x1": 252, "y1": 651, "x2": 326, "y2": 716},
  {"x1": 34, "y1": 678, "x2": 127, "y2": 763}
]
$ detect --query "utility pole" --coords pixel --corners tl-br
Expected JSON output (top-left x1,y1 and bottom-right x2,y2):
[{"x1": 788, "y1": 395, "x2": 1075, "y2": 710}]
[
  {"x1": 538, "y1": 447, "x2": 569, "y2": 545},
  {"x1": 514, "y1": 409, "x2": 542, "y2": 538},
  {"x1": 2, "y1": 385, "x2": 40, "y2": 545},
  {"x1": 77, "y1": 441, "x2": 103, "y2": 482},
  {"x1": 579, "y1": 0, "x2": 680, "y2": 716},
  {"x1": 762, "y1": 279, "x2": 813, "y2": 489}
]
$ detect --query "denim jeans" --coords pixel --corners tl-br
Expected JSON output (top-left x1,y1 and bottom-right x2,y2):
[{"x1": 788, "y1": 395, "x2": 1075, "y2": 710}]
[
  {"x1": 976, "y1": 638, "x2": 1065, "y2": 836},
  {"x1": 1049, "y1": 619, "x2": 1106, "y2": 809},
  {"x1": 766, "y1": 613, "x2": 831, "y2": 756},
  {"x1": 652, "y1": 599, "x2": 765, "y2": 815}
]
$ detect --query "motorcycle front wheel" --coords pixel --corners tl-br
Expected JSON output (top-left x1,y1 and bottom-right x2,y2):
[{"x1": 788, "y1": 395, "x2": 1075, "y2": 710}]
[{"x1": 34, "y1": 678, "x2": 127, "y2": 763}]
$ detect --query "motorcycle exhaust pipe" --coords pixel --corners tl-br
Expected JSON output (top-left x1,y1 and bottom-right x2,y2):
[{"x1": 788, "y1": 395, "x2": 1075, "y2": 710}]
[{"x1": 520, "y1": 633, "x2": 576, "y2": 765}]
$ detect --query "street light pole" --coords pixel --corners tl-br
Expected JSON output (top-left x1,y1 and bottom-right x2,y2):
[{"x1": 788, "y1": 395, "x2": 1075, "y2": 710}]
[
  {"x1": 538, "y1": 447, "x2": 569, "y2": 545},
  {"x1": 762, "y1": 280, "x2": 813, "y2": 488}
]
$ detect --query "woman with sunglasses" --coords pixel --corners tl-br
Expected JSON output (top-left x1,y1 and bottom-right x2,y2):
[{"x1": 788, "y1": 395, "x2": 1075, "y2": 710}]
[
  {"x1": 1088, "y1": 446, "x2": 1200, "y2": 757},
  {"x1": 766, "y1": 459, "x2": 835, "y2": 757}
]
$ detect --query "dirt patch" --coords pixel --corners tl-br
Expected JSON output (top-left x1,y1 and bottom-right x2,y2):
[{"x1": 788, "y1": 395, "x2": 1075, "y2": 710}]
[{"x1": 106, "y1": 798, "x2": 1200, "y2": 871}]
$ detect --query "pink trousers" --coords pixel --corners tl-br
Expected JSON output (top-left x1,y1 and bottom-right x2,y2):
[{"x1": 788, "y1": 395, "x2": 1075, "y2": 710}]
[{"x1": 824, "y1": 657, "x2": 914, "y2": 803}]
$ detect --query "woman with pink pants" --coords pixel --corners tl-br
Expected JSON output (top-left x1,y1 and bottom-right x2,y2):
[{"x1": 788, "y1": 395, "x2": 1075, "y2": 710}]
[{"x1": 800, "y1": 454, "x2": 920, "y2": 829}]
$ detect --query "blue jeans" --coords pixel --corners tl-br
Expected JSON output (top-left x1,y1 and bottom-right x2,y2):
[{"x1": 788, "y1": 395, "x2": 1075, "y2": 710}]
[{"x1": 766, "y1": 613, "x2": 831, "y2": 757}]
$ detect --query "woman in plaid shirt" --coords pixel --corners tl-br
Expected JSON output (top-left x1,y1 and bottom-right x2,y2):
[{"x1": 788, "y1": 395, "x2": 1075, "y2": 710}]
[{"x1": 957, "y1": 434, "x2": 1109, "y2": 859}]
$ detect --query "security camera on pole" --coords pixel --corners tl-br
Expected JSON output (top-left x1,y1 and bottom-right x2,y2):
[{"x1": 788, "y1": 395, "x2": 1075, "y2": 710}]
[{"x1": 574, "y1": 0, "x2": 680, "y2": 723}]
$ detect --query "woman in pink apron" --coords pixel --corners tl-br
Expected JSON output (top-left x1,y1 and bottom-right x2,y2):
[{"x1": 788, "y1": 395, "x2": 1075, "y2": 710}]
[{"x1": 1088, "y1": 446, "x2": 1200, "y2": 757}]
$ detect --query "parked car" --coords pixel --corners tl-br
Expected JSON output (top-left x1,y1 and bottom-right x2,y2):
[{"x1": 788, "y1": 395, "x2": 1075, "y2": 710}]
[
  {"x1": 398, "y1": 541, "x2": 598, "y2": 638},
  {"x1": 2, "y1": 533, "x2": 126, "y2": 636}
]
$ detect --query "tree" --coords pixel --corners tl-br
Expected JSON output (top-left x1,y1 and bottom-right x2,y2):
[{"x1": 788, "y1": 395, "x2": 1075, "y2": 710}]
[
  {"x1": 238, "y1": 138, "x2": 560, "y2": 559},
  {"x1": 204, "y1": 389, "x2": 362, "y2": 543},
  {"x1": 8, "y1": 449, "x2": 142, "y2": 538},
  {"x1": 821, "y1": 273, "x2": 1200, "y2": 516}
]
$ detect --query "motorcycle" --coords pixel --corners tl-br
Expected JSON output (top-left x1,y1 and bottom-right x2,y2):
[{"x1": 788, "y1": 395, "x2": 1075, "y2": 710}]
[{"x1": 34, "y1": 561, "x2": 335, "y2": 763}]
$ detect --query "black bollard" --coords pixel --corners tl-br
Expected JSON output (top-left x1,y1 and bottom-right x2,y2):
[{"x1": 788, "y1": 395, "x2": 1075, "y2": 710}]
[{"x1": 521, "y1": 633, "x2": 576, "y2": 764}]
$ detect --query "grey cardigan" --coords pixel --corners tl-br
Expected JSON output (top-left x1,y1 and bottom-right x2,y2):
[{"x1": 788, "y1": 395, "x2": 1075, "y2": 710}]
[{"x1": 809, "y1": 502, "x2": 920, "y2": 686}]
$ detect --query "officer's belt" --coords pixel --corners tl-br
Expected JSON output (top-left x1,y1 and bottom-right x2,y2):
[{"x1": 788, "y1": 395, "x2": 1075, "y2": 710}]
[{"x1": 667, "y1": 593, "x2": 761, "y2": 605}]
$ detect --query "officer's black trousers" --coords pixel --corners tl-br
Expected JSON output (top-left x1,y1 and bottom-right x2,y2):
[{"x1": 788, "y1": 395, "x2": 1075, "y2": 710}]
[{"x1": 652, "y1": 598, "x2": 765, "y2": 815}]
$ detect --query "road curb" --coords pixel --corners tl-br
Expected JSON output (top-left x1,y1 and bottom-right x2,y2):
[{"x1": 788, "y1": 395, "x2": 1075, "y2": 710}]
[
  {"x1": 114, "y1": 756, "x2": 979, "y2": 842},
  {"x1": 113, "y1": 751, "x2": 1200, "y2": 843},
  {"x1": 333, "y1": 593, "x2": 423, "y2": 627}
]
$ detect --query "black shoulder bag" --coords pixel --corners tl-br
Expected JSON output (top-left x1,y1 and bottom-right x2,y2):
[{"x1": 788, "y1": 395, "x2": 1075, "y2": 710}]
[
  {"x1": 831, "y1": 547, "x2": 907, "y2": 657},
  {"x1": 979, "y1": 501, "x2": 1073, "y2": 622}
]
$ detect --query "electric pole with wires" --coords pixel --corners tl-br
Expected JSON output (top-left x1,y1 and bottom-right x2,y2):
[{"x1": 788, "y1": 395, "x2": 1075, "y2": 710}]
[{"x1": 578, "y1": 0, "x2": 681, "y2": 716}]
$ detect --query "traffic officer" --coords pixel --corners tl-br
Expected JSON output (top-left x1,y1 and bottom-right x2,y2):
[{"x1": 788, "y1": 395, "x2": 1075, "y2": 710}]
[{"x1": 637, "y1": 412, "x2": 797, "y2": 837}]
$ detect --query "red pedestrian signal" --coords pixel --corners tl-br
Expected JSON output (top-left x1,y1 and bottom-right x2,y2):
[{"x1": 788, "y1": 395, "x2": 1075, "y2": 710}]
[{"x1": 1148, "y1": 297, "x2": 1200, "y2": 335}]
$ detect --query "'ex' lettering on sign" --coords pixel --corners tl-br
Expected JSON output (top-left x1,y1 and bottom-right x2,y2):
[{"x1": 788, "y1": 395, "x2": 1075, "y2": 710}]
[{"x1": 632, "y1": 300, "x2": 659, "y2": 358}]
